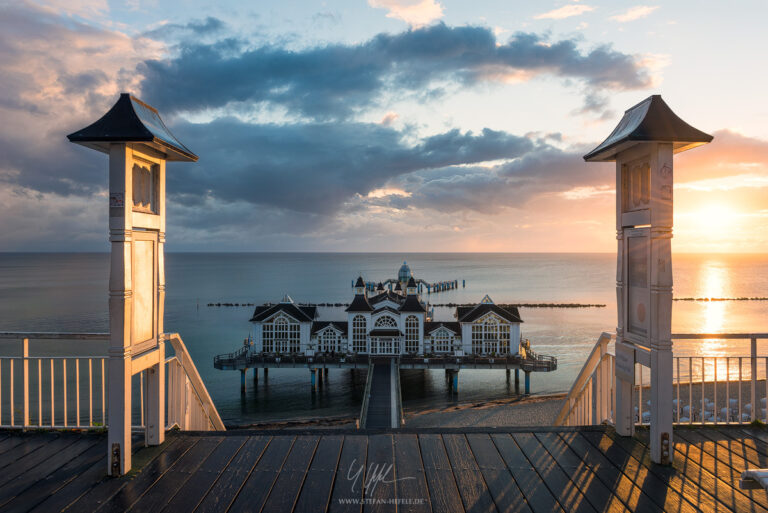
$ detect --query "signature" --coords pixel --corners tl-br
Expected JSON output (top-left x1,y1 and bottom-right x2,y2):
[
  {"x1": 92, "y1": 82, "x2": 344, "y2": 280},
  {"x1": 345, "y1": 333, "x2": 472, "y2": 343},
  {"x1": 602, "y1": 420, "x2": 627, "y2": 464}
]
[{"x1": 346, "y1": 459, "x2": 415, "y2": 495}]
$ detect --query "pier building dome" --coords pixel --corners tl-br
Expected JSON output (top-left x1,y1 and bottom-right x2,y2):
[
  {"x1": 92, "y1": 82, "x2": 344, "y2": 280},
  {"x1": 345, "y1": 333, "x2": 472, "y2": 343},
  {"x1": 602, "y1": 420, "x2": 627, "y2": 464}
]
[{"x1": 398, "y1": 261, "x2": 411, "y2": 283}]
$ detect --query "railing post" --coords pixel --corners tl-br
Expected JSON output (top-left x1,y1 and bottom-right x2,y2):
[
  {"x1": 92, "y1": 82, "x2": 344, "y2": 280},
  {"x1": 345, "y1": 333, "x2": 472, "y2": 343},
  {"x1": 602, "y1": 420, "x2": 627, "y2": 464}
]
[
  {"x1": 22, "y1": 338, "x2": 29, "y2": 427},
  {"x1": 752, "y1": 336, "x2": 758, "y2": 422},
  {"x1": 145, "y1": 341, "x2": 165, "y2": 446}
]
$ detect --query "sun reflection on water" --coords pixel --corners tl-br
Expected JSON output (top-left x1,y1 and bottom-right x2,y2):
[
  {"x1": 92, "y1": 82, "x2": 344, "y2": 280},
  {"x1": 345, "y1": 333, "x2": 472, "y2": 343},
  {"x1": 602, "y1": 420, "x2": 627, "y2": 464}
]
[{"x1": 699, "y1": 261, "x2": 730, "y2": 356}]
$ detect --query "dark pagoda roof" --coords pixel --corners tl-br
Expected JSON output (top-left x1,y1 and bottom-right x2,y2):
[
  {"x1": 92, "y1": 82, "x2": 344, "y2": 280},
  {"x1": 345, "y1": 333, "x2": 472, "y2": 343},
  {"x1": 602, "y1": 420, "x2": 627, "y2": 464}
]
[
  {"x1": 407, "y1": 277, "x2": 417, "y2": 288},
  {"x1": 346, "y1": 294, "x2": 374, "y2": 312},
  {"x1": 370, "y1": 290, "x2": 404, "y2": 305},
  {"x1": 584, "y1": 95, "x2": 713, "y2": 162},
  {"x1": 354, "y1": 276, "x2": 365, "y2": 288},
  {"x1": 424, "y1": 321, "x2": 461, "y2": 335},
  {"x1": 311, "y1": 321, "x2": 348, "y2": 335},
  {"x1": 456, "y1": 304, "x2": 522, "y2": 323},
  {"x1": 249, "y1": 303, "x2": 316, "y2": 323},
  {"x1": 376, "y1": 282, "x2": 385, "y2": 291},
  {"x1": 399, "y1": 295, "x2": 426, "y2": 313},
  {"x1": 394, "y1": 282, "x2": 402, "y2": 291},
  {"x1": 67, "y1": 93, "x2": 197, "y2": 162}
]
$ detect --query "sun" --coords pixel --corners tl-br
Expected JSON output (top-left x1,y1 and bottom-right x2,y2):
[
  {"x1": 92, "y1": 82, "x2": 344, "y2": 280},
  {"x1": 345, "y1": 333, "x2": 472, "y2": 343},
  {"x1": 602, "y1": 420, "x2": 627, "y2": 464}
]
[{"x1": 695, "y1": 204, "x2": 737, "y2": 231}]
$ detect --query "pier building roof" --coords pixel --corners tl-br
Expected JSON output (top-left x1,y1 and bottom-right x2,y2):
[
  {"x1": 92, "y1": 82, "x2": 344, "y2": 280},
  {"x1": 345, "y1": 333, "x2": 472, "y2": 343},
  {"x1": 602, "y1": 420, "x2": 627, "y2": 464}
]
[
  {"x1": 370, "y1": 291, "x2": 405, "y2": 305},
  {"x1": 346, "y1": 294, "x2": 374, "y2": 312},
  {"x1": 424, "y1": 321, "x2": 461, "y2": 335},
  {"x1": 67, "y1": 93, "x2": 198, "y2": 162},
  {"x1": 457, "y1": 304, "x2": 523, "y2": 323},
  {"x1": 354, "y1": 276, "x2": 365, "y2": 288},
  {"x1": 399, "y1": 294, "x2": 427, "y2": 313},
  {"x1": 310, "y1": 321, "x2": 347, "y2": 335},
  {"x1": 249, "y1": 303, "x2": 317, "y2": 322},
  {"x1": 583, "y1": 95, "x2": 713, "y2": 162}
]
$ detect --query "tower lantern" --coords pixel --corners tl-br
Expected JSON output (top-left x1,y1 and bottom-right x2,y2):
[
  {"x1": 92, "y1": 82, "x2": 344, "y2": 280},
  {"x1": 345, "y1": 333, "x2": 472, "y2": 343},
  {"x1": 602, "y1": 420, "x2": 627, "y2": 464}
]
[
  {"x1": 68, "y1": 93, "x2": 198, "y2": 474},
  {"x1": 584, "y1": 94, "x2": 712, "y2": 464}
]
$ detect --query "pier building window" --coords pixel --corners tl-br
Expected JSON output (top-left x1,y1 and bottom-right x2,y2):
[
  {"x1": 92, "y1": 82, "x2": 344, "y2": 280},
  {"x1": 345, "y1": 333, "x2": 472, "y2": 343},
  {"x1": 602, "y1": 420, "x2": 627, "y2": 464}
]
[
  {"x1": 263, "y1": 315, "x2": 300, "y2": 354},
  {"x1": 375, "y1": 316, "x2": 397, "y2": 328},
  {"x1": 352, "y1": 315, "x2": 367, "y2": 353},
  {"x1": 433, "y1": 330, "x2": 453, "y2": 353},
  {"x1": 405, "y1": 316, "x2": 419, "y2": 353},
  {"x1": 320, "y1": 329, "x2": 339, "y2": 352},
  {"x1": 471, "y1": 316, "x2": 510, "y2": 354}
]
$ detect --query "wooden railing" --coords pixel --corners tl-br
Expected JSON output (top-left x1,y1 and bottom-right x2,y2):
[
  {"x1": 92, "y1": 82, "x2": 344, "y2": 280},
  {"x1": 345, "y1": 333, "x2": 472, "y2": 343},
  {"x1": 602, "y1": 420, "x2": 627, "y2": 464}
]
[
  {"x1": 554, "y1": 332, "x2": 615, "y2": 427},
  {"x1": 0, "y1": 332, "x2": 223, "y2": 431},
  {"x1": 555, "y1": 332, "x2": 768, "y2": 428}
]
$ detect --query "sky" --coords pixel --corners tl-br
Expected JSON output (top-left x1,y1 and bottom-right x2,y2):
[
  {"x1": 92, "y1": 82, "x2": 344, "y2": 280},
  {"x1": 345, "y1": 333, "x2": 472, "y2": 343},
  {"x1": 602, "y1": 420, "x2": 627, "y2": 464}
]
[{"x1": 1, "y1": 0, "x2": 767, "y2": 253}]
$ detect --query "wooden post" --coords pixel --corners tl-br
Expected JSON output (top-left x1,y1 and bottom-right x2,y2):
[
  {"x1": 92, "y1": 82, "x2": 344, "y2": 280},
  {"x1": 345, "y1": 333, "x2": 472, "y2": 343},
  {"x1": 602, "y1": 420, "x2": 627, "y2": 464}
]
[
  {"x1": 240, "y1": 369, "x2": 246, "y2": 394},
  {"x1": 524, "y1": 371, "x2": 531, "y2": 395},
  {"x1": 752, "y1": 337, "x2": 758, "y2": 422},
  {"x1": 22, "y1": 338, "x2": 29, "y2": 427},
  {"x1": 515, "y1": 369, "x2": 520, "y2": 392}
]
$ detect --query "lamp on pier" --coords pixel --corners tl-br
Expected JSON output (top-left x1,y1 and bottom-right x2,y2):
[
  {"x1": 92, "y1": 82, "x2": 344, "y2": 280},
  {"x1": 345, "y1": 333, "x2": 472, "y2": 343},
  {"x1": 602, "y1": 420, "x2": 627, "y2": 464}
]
[
  {"x1": 584, "y1": 95, "x2": 712, "y2": 464},
  {"x1": 68, "y1": 94, "x2": 198, "y2": 475}
]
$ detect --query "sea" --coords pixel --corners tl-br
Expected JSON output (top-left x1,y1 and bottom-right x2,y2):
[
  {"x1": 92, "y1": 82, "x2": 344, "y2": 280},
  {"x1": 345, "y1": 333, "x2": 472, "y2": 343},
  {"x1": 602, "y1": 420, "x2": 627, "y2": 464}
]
[{"x1": 1, "y1": 252, "x2": 767, "y2": 426}]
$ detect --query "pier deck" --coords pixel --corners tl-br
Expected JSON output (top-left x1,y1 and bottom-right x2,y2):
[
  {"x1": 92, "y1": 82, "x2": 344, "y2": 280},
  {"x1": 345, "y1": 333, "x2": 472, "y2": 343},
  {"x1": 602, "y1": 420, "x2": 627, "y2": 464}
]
[{"x1": 0, "y1": 425, "x2": 765, "y2": 512}]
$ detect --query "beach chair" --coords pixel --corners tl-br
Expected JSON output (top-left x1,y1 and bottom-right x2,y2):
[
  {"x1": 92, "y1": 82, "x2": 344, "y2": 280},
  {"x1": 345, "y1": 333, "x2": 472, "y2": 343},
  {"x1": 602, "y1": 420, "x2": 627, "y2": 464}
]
[{"x1": 741, "y1": 469, "x2": 768, "y2": 491}]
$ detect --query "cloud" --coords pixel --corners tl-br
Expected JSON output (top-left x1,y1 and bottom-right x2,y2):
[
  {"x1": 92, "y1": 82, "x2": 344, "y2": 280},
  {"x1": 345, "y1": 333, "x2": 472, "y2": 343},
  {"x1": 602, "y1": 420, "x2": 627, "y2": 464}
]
[
  {"x1": 139, "y1": 23, "x2": 651, "y2": 120},
  {"x1": 534, "y1": 5, "x2": 595, "y2": 20},
  {"x1": 369, "y1": 0, "x2": 444, "y2": 27},
  {"x1": 143, "y1": 17, "x2": 226, "y2": 41},
  {"x1": 610, "y1": 6, "x2": 659, "y2": 22}
]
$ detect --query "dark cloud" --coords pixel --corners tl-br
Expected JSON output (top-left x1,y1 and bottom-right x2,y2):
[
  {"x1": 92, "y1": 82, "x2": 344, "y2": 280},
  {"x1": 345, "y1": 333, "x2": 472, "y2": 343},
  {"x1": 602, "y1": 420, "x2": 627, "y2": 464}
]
[
  {"x1": 143, "y1": 17, "x2": 226, "y2": 40},
  {"x1": 392, "y1": 146, "x2": 612, "y2": 214},
  {"x1": 167, "y1": 119, "x2": 535, "y2": 215},
  {"x1": 139, "y1": 23, "x2": 650, "y2": 119}
]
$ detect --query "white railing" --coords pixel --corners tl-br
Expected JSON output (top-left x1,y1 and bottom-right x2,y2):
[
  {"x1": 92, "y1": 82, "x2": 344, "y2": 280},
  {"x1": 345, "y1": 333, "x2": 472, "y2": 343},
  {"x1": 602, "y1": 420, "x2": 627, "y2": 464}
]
[
  {"x1": 0, "y1": 332, "x2": 224, "y2": 431},
  {"x1": 554, "y1": 332, "x2": 615, "y2": 427},
  {"x1": 555, "y1": 332, "x2": 768, "y2": 428},
  {"x1": 636, "y1": 333, "x2": 768, "y2": 426}
]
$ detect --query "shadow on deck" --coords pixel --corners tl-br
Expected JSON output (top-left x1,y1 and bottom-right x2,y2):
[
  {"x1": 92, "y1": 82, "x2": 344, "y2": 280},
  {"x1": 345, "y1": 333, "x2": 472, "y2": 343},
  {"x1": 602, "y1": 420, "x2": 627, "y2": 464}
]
[{"x1": 0, "y1": 425, "x2": 766, "y2": 512}]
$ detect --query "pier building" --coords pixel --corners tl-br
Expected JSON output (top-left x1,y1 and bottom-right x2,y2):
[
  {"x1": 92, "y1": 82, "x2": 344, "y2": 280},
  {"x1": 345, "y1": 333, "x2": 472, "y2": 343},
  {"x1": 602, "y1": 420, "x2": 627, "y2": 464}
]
[{"x1": 248, "y1": 274, "x2": 522, "y2": 358}]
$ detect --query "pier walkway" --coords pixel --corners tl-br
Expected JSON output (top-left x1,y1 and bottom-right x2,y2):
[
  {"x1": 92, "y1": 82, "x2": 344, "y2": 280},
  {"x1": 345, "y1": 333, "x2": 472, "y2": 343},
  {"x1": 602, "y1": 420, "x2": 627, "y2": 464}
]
[
  {"x1": 0, "y1": 425, "x2": 765, "y2": 512},
  {"x1": 360, "y1": 359, "x2": 402, "y2": 429}
]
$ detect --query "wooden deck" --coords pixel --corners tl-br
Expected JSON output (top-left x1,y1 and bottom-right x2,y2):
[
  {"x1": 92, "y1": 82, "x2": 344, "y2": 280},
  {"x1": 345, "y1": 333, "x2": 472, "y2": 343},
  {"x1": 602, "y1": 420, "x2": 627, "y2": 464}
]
[{"x1": 0, "y1": 426, "x2": 766, "y2": 512}]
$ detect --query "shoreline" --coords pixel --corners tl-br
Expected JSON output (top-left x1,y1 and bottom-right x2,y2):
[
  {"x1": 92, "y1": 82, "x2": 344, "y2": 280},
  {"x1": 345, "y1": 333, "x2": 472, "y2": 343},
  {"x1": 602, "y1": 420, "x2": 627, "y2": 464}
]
[{"x1": 225, "y1": 392, "x2": 567, "y2": 430}]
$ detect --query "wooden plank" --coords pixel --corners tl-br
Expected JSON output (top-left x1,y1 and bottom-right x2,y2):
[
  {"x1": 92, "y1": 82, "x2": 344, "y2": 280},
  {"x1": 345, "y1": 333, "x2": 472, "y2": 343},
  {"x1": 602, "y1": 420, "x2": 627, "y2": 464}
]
[
  {"x1": 0, "y1": 435, "x2": 25, "y2": 456},
  {"x1": 442, "y1": 434, "x2": 497, "y2": 513},
  {"x1": 2, "y1": 438, "x2": 106, "y2": 513},
  {"x1": 194, "y1": 435, "x2": 271, "y2": 513},
  {"x1": 601, "y1": 429, "x2": 732, "y2": 513},
  {"x1": 32, "y1": 435, "x2": 146, "y2": 513},
  {"x1": 227, "y1": 435, "x2": 297, "y2": 513},
  {"x1": 259, "y1": 436, "x2": 319, "y2": 513},
  {"x1": 364, "y1": 434, "x2": 397, "y2": 513},
  {"x1": 294, "y1": 435, "x2": 344, "y2": 513},
  {"x1": 555, "y1": 432, "x2": 662, "y2": 513},
  {"x1": 160, "y1": 437, "x2": 247, "y2": 513},
  {"x1": 485, "y1": 433, "x2": 551, "y2": 513},
  {"x1": 704, "y1": 427, "x2": 768, "y2": 466},
  {"x1": 125, "y1": 437, "x2": 223, "y2": 512},
  {"x1": 534, "y1": 433, "x2": 627, "y2": 513},
  {"x1": 417, "y1": 434, "x2": 464, "y2": 513},
  {"x1": 512, "y1": 433, "x2": 596, "y2": 513},
  {"x1": 0, "y1": 432, "x2": 61, "y2": 471},
  {"x1": 0, "y1": 435, "x2": 100, "y2": 507},
  {"x1": 94, "y1": 436, "x2": 199, "y2": 513},
  {"x1": 0, "y1": 434, "x2": 81, "y2": 487},
  {"x1": 392, "y1": 434, "x2": 431, "y2": 513},
  {"x1": 579, "y1": 431, "x2": 696, "y2": 513},
  {"x1": 329, "y1": 435, "x2": 368, "y2": 513},
  {"x1": 634, "y1": 429, "x2": 767, "y2": 513},
  {"x1": 671, "y1": 429, "x2": 768, "y2": 511}
]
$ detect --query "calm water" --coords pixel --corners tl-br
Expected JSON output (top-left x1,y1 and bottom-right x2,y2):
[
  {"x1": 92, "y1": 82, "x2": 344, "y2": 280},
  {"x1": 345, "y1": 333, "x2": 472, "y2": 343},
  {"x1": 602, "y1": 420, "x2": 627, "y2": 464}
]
[{"x1": 1, "y1": 252, "x2": 766, "y2": 425}]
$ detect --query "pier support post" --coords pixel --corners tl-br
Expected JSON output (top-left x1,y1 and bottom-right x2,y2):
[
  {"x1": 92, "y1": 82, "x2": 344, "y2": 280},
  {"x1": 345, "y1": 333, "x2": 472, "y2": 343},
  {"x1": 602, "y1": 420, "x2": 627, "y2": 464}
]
[
  {"x1": 253, "y1": 367, "x2": 258, "y2": 384},
  {"x1": 240, "y1": 370, "x2": 246, "y2": 394},
  {"x1": 506, "y1": 368, "x2": 510, "y2": 381},
  {"x1": 324, "y1": 367, "x2": 329, "y2": 377},
  {"x1": 264, "y1": 368, "x2": 268, "y2": 379},
  {"x1": 310, "y1": 369, "x2": 317, "y2": 391},
  {"x1": 515, "y1": 369, "x2": 520, "y2": 393},
  {"x1": 452, "y1": 371, "x2": 459, "y2": 393},
  {"x1": 524, "y1": 371, "x2": 530, "y2": 395}
]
